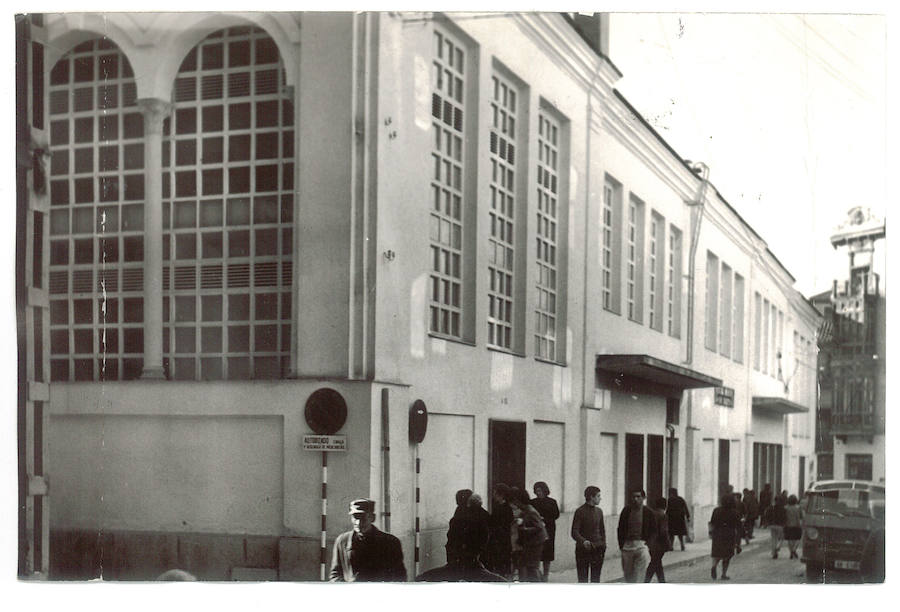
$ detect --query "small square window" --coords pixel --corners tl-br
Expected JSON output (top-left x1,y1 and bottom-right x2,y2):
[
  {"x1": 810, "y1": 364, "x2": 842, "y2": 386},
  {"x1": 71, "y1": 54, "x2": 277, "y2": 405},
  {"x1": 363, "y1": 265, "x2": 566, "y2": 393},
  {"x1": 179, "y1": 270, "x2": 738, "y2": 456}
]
[
  {"x1": 174, "y1": 201, "x2": 197, "y2": 228},
  {"x1": 200, "y1": 199, "x2": 223, "y2": 226},
  {"x1": 73, "y1": 329, "x2": 94, "y2": 354},
  {"x1": 254, "y1": 356, "x2": 280, "y2": 379},
  {"x1": 229, "y1": 40, "x2": 251, "y2": 67},
  {"x1": 226, "y1": 198, "x2": 250, "y2": 226},
  {"x1": 98, "y1": 359, "x2": 119, "y2": 382},
  {"x1": 123, "y1": 143, "x2": 143, "y2": 169},
  {"x1": 227, "y1": 356, "x2": 250, "y2": 380},
  {"x1": 228, "y1": 167, "x2": 251, "y2": 194},
  {"x1": 98, "y1": 237, "x2": 119, "y2": 262},
  {"x1": 175, "y1": 234, "x2": 197, "y2": 259},
  {"x1": 100, "y1": 297, "x2": 118, "y2": 323},
  {"x1": 227, "y1": 326, "x2": 250, "y2": 352},
  {"x1": 73, "y1": 299, "x2": 93, "y2": 324},
  {"x1": 175, "y1": 171, "x2": 197, "y2": 197},
  {"x1": 176, "y1": 140, "x2": 197, "y2": 166},
  {"x1": 256, "y1": 132, "x2": 279, "y2": 159},
  {"x1": 202, "y1": 169, "x2": 223, "y2": 195},
  {"x1": 228, "y1": 230, "x2": 250, "y2": 257},
  {"x1": 201, "y1": 327, "x2": 222, "y2": 352},
  {"x1": 51, "y1": 120, "x2": 69, "y2": 145},
  {"x1": 51, "y1": 210, "x2": 69, "y2": 235},
  {"x1": 202, "y1": 43, "x2": 224, "y2": 70},
  {"x1": 74, "y1": 178, "x2": 93, "y2": 203},
  {"x1": 99, "y1": 176, "x2": 119, "y2": 202},
  {"x1": 99, "y1": 328, "x2": 119, "y2": 354},
  {"x1": 203, "y1": 106, "x2": 224, "y2": 132},
  {"x1": 73, "y1": 238, "x2": 93, "y2": 263},
  {"x1": 51, "y1": 329, "x2": 69, "y2": 354},
  {"x1": 256, "y1": 101, "x2": 278, "y2": 127},
  {"x1": 202, "y1": 231, "x2": 223, "y2": 258},
  {"x1": 50, "y1": 300, "x2": 69, "y2": 324},
  {"x1": 73, "y1": 56, "x2": 94, "y2": 82},
  {"x1": 202, "y1": 295, "x2": 223, "y2": 321},
  {"x1": 97, "y1": 206, "x2": 119, "y2": 232},
  {"x1": 254, "y1": 196, "x2": 278, "y2": 224},
  {"x1": 51, "y1": 360, "x2": 69, "y2": 382},
  {"x1": 50, "y1": 180, "x2": 69, "y2": 206},
  {"x1": 50, "y1": 240, "x2": 69, "y2": 265},
  {"x1": 121, "y1": 204, "x2": 143, "y2": 230},
  {"x1": 75, "y1": 147, "x2": 94, "y2": 173},
  {"x1": 73, "y1": 359, "x2": 93, "y2": 381},
  {"x1": 175, "y1": 108, "x2": 197, "y2": 134},
  {"x1": 73, "y1": 207, "x2": 93, "y2": 233},
  {"x1": 123, "y1": 113, "x2": 143, "y2": 139},
  {"x1": 229, "y1": 134, "x2": 251, "y2": 161},
  {"x1": 202, "y1": 137, "x2": 224, "y2": 164},
  {"x1": 123, "y1": 297, "x2": 143, "y2": 323},
  {"x1": 255, "y1": 228, "x2": 278, "y2": 255},
  {"x1": 228, "y1": 294, "x2": 250, "y2": 321},
  {"x1": 201, "y1": 357, "x2": 223, "y2": 381},
  {"x1": 99, "y1": 115, "x2": 118, "y2": 141},
  {"x1": 123, "y1": 328, "x2": 143, "y2": 354},
  {"x1": 123, "y1": 174, "x2": 144, "y2": 201},
  {"x1": 74, "y1": 117, "x2": 94, "y2": 143},
  {"x1": 98, "y1": 146, "x2": 118, "y2": 172},
  {"x1": 123, "y1": 236, "x2": 144, "y2": 262},
  {"x1": 122, "y1": 358, "x2": 143, "y2": 379},
  {"x1": 255, "y1": 293, "x2": 278, "y2": 320},
  {"x1": 256, "y1": 165, "x2": 278, "y2": 192},
  {"x1": 50, "y1": 60, "x2": 70, "y2": 85},
  {"x1": 174, "y1": 327, "x2": 196, "y2": 353},
  {"x1": 229, "y1": 103, "x2": 251, "y2": 129},
  {"x1": 51, "y1": 150, "x2": 69, "y2": 176}
]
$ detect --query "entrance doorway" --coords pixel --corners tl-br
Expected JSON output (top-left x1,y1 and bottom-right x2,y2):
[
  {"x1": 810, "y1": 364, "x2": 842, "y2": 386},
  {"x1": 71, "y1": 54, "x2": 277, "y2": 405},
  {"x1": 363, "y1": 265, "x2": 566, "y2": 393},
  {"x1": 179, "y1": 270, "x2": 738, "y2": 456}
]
[
  {"x1": 718, "y1": 439, "x2": 731, "y2": 499},
  {"x1": 625, "y1": 433, "x2": 644, "y2": 499},
  {"x1": 647, "y1": 434, "x2": 664, "y2": 505},
  {"x1": 489, "y1": 420, "x2": 526, "y2": 507}
]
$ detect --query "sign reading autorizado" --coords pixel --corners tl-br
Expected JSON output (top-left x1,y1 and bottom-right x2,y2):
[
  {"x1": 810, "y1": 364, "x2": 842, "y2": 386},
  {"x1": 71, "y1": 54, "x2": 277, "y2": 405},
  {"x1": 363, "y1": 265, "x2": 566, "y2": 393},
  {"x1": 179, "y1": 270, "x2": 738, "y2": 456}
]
[{"x1": 302, "y1": 434, "x2": 347, "y2": 452}]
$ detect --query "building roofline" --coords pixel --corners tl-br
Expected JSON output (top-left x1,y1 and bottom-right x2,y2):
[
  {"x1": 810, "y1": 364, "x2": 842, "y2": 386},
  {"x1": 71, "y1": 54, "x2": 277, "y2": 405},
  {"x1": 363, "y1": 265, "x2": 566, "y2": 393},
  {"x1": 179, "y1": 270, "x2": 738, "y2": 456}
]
[
  {"x1": 610, "y1": 88, "x2": 797, "y2": 285},
  {"x1": 560, "y1": 12, "x2": 624, "y2": 78}
]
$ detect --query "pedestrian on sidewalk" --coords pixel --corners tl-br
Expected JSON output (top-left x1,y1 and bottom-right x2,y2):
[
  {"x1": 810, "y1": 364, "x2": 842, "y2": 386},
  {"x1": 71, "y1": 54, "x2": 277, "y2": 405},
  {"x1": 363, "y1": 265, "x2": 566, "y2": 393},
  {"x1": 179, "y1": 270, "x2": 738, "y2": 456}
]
[
  {"x1": 763, "y1": 495, "x2": 787, "y2": 559},
  {"x1": 531, "y1": 481, "x2": 560, "y2": 581},
  {"x1": 445, "y1": 488, "x2": 473, "y2": 565},
  {"x1": 742, "y1": 488, "x2": 759, "y2": 543},
  {"x1": 708, "y1": 493, "x2": 742, "y2": 581},
  {"x1": 645, "y1": 496, "x2": 672, "y2": 583},
  {"x1": 571, "y1": 485, "x2": 606, "y2": 583},
  {"x1": 759, "y1": 483, "x2": 773, "y2": 527},
  {"x1": 508, "y1": 488, "x2": 547, "y2": 582},
  {"x1": 617, "y1": 488, "x2": 657, "y2": 583},
  {"x1": 666, "y1": 487, "x2": 690, "y2": 551},
  {"x1": 784, "y1": 494, "x2": 803, "y2": 559},
  {"x1": 486, "y1": 483, "x2": 514, "y2": 578}
]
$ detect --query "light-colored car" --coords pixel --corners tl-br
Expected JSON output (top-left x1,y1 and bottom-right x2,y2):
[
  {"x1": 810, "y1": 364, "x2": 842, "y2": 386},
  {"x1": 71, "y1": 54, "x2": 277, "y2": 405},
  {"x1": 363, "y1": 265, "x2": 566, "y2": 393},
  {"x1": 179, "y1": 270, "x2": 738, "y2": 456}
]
[{"x1": 801, "y1": 480, "x2": 885, "y2": 582}]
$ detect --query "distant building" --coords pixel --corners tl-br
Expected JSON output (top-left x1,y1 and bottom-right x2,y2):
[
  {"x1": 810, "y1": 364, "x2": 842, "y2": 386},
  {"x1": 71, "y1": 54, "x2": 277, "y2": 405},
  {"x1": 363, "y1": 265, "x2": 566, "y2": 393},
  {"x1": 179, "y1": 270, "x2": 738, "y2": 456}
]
[
  {"x1": 812, "y1": 207, "x2": 885, "y2": 484},
  {"x1": 18, "y1": 12, "x2": 820, "y2": 580}
]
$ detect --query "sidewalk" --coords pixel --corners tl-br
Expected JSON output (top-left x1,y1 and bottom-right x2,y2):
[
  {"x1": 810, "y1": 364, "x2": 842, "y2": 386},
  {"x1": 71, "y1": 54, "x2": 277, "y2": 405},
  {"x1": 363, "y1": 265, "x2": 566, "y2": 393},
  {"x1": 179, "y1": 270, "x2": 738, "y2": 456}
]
[{"x1": 548, "y1": 537, "x2": 766, "y2": 583}]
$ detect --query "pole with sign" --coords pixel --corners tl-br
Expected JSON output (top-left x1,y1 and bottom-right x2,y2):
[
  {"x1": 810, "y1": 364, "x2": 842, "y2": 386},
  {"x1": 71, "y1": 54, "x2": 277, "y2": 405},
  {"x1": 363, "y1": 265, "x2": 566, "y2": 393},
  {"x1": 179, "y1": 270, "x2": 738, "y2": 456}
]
[
  {"x1": 409, "y1": 400, "x2": 428, "y2": 578},
  {"x1": 304, "y1": 388, "x2": 348, "y2": 581}
]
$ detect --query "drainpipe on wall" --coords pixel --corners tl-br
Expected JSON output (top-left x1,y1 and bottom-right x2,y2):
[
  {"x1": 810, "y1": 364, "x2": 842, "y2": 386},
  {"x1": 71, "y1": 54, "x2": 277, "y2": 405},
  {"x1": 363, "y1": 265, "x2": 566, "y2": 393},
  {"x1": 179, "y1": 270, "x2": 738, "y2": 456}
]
[
  {"x1": 682, "y1": 160, "x2": 709, "y2": 529},
  {"x1": 381, "y1": 388, "x2": 391, "y2": 533}
]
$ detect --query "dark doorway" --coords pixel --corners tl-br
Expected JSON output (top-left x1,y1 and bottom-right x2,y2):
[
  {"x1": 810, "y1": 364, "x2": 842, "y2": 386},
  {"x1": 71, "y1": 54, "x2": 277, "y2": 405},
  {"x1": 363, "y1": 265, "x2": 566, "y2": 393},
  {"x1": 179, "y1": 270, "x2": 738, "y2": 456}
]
[
  {"x1": 647, "y1": 434, "x2": 664, "y2": 505},
  {"x1": 798, "y1": 456, "x2": 806, "y2": 495},
  {"x1": 718, "y1": 439, "x2": 730, "y2": 499},
  {"x1": 489, "y1": 420, "x2": 526, "y2": 507},
  {"x1": 625, "y1": 433, "x2": 644, "y2": 499}
]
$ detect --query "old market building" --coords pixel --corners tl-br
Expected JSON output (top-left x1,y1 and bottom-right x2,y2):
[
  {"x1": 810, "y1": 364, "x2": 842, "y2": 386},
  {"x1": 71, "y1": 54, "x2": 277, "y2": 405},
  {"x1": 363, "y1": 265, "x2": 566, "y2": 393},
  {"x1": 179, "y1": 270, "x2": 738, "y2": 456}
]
[{"x1": 16, "y1": 12, "x2": 819, "y2": 579}]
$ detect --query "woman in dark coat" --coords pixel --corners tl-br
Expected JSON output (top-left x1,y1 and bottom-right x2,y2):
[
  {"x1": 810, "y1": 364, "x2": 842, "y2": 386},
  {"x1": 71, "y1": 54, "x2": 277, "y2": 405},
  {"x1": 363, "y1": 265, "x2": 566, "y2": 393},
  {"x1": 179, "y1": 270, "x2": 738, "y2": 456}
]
[
  {"x1": 486, "y1": 483, "x2": 514, "y2": 578},
  {"x1": 666, "y1": 487, "x2": 690, "y2": 551},
  {"x1": 709, "y1": 493, "x2": 743, "y2": 580},
  {"x1": 530, "y1": 481, "x2": 560, "y2": 581},
  {"x1": 508, "y1": 488, "x2": 547, "y2": 582}
]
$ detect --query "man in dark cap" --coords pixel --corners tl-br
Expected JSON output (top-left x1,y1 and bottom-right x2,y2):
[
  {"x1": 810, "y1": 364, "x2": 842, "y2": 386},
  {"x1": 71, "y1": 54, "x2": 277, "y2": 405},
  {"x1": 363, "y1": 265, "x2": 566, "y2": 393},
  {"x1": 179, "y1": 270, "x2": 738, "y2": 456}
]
[{"x1": 329, "y1": 498, "x2": 407, "y2": 582}]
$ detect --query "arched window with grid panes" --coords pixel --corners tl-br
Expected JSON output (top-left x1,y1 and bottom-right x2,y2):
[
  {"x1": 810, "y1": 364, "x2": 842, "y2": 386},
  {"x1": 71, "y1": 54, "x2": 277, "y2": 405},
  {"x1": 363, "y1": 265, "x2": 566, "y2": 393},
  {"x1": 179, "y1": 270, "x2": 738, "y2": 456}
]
[
  {"x1": 48, "y1": 38, "x2": 146, "y2": 382},
  {"x1": 162, "y1": 26, "x2": 294, "y2": 381}
]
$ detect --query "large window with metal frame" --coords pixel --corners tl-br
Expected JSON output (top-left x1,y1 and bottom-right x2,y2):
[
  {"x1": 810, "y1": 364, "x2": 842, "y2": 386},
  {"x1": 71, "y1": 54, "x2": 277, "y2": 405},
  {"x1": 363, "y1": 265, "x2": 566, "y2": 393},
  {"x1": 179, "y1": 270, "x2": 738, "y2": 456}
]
[
  {"x1": 601, "y1": 177, "x2": 622, "y2": 314},
  {"x1": 535, "y1": 110, "x2": 560, "y2": 361},
  {"x1": 705, "y1": 251, "x2": 719, "y2": 351},
  {"x1": 648, "y1": 211, "x2": 665, "y2": 332},
  {"x1": 626, "y1": 195, "x2": 644, "y2": 323},
  {"x1": 429, "y1": 26, "x2": 467, "y2": 340},
  {"x1": 733, "y1": 273, "x2": 744, "y2": 363},
  {"x1": 48, "y1": 39, "x2": 144, "y2": 381},
  {"x1": 719, "y1": 263, "x2": 732, "y2": 357},
  {"x1": 667, "y1": 225, "x2": 682, "y2": 338},
  {"x1": 162, "y1": 27, "x2": 294, "y2": 380},
  {"x1": 486, "y1": 72, "x2": 519, "y2": 350}
]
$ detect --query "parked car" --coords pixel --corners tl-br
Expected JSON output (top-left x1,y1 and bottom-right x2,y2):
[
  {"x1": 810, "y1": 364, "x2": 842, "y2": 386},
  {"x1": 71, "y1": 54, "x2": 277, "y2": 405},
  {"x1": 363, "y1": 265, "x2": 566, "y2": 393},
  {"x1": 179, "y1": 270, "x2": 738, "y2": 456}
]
[{"x1": 801, "y1": 480, "x2": 885, "y2": 582}]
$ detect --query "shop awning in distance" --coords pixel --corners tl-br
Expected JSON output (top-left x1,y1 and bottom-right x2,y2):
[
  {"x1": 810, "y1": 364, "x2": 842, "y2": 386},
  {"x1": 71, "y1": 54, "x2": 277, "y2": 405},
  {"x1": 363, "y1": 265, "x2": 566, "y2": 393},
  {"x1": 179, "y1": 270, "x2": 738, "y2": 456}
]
[
  {"x1": 595, "y1": 354, "x2": 722, "y2": 398},
  {"x1": 752, "y1": 396, "x2": 809, "y2": 415}
]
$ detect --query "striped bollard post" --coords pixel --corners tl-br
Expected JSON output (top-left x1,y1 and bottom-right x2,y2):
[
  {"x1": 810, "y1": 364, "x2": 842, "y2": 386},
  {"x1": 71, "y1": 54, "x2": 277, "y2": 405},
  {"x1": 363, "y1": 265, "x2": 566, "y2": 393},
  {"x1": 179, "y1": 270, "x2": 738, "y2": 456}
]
[
  {"x1": 320, "y1": 450, "x2": 327, "y2": 581},
  {"x1": 414, "y1": 445, "x2": 421, "y2": 577}
]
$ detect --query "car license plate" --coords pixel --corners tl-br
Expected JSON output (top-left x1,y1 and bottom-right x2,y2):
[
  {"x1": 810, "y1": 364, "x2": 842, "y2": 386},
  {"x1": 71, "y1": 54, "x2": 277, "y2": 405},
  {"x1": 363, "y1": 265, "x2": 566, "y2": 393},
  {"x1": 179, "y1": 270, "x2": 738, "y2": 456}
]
[{"x1": 834, "y1": 560, "x2": 859, "y2": 570}]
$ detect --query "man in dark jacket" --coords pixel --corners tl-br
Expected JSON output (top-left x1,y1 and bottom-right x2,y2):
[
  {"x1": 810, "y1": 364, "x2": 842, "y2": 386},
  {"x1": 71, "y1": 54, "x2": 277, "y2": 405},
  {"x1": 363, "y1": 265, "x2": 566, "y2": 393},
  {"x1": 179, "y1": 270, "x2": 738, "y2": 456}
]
[
  {"x1": 330, "y1": 498, "x2": 407, "y2": 582},
  {"x1": 742, "y1": 488, "x2": 759, "y2": 542},
  {"x1": 571, "y1": 485, "x2": 606, "y2": 583},
  {"x1": 645, "y1": 496, "x2": 671, "y2": 582},
  {"x1": 617, "y1": 488, "x2": 657, "y2": 583}
]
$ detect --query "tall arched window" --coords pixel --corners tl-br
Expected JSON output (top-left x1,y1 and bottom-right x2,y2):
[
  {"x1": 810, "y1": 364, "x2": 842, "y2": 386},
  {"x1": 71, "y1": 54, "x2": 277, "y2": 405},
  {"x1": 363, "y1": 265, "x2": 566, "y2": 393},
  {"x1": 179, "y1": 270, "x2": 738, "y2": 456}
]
[
  {"x1": 48, "y1": 38, "x2": 145, "y2": 381},
  {"x1": 162, "y1": 26, "x2": 294, "y2": 380}
]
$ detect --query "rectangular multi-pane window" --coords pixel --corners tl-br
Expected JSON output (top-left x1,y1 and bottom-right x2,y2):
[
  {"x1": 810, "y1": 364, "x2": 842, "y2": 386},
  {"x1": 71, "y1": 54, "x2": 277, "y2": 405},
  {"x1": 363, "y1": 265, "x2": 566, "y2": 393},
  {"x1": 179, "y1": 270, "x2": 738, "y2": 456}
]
[
  {"x1": 429, "y1": 27, "x2": 467, "y2": 339},
  {"x1": 648, "y1": 212, "x2": 665, "y2": 331},
  {"x1": 48, "y1": 39, "x2": 145, "y2": 381},
  {"x1": 162, "y1": 27, "x2": 294, "y2": 380},
  {"x1": 777, "y1": 309, "x2": 784, "y2": 370},
  {"x1": 626, "y1": 195, "x2": 644, "y2": 323},
  {"x1": 733, "y1": 273, "x2": 745, "y2": 362},
  {"x1": 719, "y1": 263, "x2": 732, "y2": 357},
  {"x1": 487, "y1": 73, "x2": 518, "y2": 350},
  {"x1": 601, "y1": 177, "x2": 621, "y2": 314},
  {"x1": 667, "y1": 225, "x2": 682, "y2": 338},
  {"x1": 753, "y1": 292, "x2": 761, "y2": 370},
  {"x1": 770, "y1": 303, "x2": 778, "y2": 375},
  {"x1": 535, "y1": 111, "x2": 559, "y2": 360},
  {"x1": 762, "y1": 298, "x2": 770, "y2": 374},
  {"x1": 705, "y1": 251, "x2": 719, "y2": 351}
]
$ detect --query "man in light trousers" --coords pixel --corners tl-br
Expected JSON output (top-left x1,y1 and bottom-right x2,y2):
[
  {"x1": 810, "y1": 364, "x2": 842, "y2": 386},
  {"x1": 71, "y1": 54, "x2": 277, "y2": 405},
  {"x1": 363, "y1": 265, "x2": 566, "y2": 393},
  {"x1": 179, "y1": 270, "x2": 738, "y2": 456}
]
[{"x1": 616, "y1": 488, "x2": 657, "y2": 583}]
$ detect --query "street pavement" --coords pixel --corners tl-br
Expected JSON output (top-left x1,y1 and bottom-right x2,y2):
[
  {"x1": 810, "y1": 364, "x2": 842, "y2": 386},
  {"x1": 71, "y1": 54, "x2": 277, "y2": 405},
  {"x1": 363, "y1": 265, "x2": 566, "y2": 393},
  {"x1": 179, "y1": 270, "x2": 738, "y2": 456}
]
[{"x1": 549, "y1": 536, "x2": 867, "y2": 584}]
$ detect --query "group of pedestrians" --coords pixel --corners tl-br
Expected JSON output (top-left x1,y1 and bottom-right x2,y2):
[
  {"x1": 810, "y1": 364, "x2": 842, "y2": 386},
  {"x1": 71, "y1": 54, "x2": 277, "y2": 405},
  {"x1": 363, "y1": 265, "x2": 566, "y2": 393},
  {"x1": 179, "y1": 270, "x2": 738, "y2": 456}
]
[{"x1": 706, "y1": 483, "x2": 805, "y2": 580}]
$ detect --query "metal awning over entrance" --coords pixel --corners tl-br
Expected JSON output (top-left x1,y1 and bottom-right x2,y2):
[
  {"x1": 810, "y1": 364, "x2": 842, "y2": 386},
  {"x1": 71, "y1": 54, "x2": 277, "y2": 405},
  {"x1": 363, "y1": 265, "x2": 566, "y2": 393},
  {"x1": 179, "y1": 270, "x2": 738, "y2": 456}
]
[
  {"x1": 751, "y1": 396, "x2": 809, "y2": 415},
  {"x1": 595, "y1": 354, "x2": 722, "y2": 398}
]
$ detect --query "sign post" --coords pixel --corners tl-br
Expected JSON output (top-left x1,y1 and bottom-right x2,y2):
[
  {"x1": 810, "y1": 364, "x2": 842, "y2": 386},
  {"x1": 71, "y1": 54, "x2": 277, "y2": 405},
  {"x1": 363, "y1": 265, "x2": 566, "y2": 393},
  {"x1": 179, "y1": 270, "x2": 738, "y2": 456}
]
[
  {"x1": 409, "y1": 400, "x2": 428, "y2": 578},
  {"x1": 304, "y1": 388, "x2": 348, "y2": 582}
]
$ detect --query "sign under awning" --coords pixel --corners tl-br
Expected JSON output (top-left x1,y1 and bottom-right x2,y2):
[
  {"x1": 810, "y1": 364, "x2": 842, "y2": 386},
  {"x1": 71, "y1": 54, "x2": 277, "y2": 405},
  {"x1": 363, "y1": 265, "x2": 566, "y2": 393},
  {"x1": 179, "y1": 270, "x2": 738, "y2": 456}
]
[
  {"x1": 595, "y1": 354, "x2": 722, "y2": 398},
  {"x1": 752, "y1": 396, "x2": 809, "y2": 415}
]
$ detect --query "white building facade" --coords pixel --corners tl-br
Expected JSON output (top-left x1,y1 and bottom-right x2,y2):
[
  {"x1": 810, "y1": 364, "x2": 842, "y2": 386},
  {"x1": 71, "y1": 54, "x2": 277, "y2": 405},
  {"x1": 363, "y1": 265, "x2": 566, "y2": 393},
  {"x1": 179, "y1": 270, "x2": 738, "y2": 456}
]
[{"x1": 32, "y1": 12, "x2": 819, "y2": 580}]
